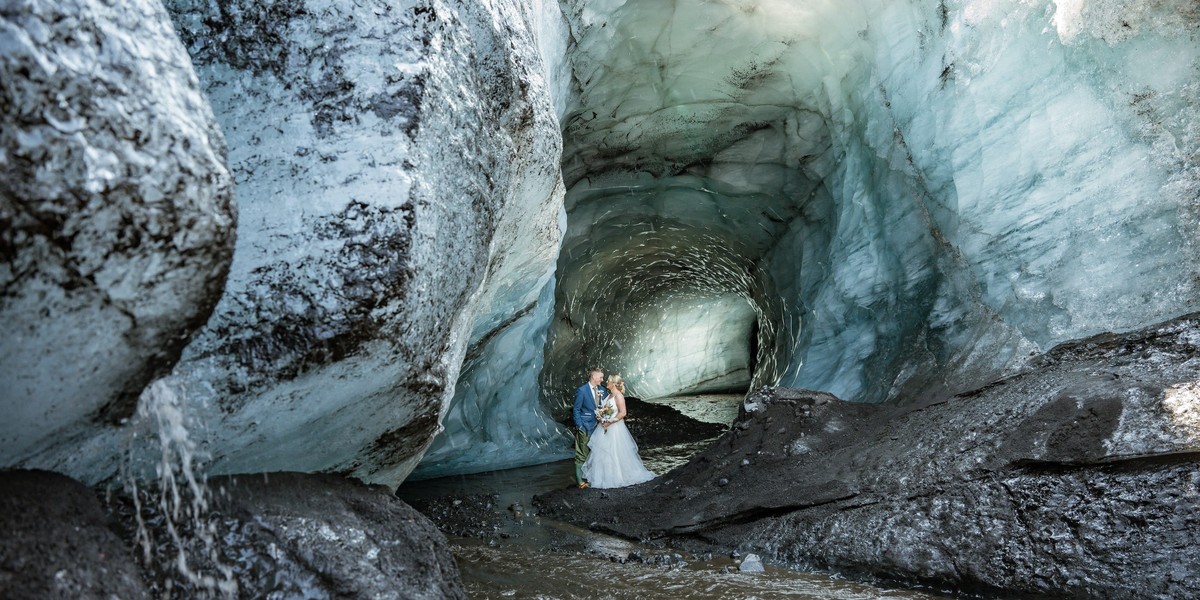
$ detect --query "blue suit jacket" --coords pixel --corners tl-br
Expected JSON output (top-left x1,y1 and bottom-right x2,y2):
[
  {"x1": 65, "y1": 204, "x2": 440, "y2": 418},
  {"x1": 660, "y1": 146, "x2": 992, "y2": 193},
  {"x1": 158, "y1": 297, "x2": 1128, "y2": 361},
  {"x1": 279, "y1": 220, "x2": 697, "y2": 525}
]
[{"x1": 573, "y1": 383, "x2": 607, "y2": 434}]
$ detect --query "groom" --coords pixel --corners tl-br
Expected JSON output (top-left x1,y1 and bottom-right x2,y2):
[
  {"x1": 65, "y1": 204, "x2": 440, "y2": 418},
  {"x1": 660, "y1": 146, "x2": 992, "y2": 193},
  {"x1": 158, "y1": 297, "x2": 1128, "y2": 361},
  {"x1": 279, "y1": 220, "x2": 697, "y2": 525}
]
[{"x1": 572, "y1": 367, "x2": 607, "y2": 489}]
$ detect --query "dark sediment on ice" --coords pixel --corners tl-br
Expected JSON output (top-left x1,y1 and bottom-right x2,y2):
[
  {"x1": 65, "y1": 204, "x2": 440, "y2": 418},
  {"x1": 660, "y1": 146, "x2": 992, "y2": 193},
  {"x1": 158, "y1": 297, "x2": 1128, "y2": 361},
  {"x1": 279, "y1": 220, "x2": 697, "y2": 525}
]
[
  {"x1": 405, "y1": 493, "x2": 506, "y2": 539},
  {"x1": 536, "y1": 313, "x2": 1200, "y2": 598},
  {"x1": 0, "y1": 470, "x2": 149, "y2": 599},
  {"x1": 409, "y1": 395, "x2": 726, "y2": 542}
]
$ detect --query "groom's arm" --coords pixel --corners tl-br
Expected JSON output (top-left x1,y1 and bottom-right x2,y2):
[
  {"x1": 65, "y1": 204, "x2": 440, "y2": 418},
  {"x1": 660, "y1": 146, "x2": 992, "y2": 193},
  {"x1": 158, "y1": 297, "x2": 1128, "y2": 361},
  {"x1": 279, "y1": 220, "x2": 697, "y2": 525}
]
[{"x1": 572, "y1": 388, "x2": 585, "y2": 428}]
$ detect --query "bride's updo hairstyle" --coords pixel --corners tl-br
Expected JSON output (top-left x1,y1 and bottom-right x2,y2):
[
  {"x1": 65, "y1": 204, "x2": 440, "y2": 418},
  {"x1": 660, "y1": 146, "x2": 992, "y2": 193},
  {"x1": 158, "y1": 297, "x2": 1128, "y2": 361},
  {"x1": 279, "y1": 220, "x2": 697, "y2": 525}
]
[{"x1": 606, "y1": 374, "x2": 625, "y2": 392}]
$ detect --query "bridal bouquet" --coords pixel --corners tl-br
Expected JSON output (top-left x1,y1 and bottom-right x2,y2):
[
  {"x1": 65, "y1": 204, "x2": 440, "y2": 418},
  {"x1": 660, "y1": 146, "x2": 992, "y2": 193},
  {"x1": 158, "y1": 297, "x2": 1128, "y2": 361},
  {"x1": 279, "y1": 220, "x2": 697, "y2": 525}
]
[{"x1": 597, "y1": 404, "x2": 616, "y2": 432}]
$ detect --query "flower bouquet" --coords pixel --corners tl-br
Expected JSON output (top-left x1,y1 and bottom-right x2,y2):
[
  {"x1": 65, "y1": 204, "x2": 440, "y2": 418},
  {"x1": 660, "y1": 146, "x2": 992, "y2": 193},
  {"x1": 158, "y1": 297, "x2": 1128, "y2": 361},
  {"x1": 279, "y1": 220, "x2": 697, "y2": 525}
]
[{"x1": 597, "y1": 404, "x2": 616, "y2": 433}]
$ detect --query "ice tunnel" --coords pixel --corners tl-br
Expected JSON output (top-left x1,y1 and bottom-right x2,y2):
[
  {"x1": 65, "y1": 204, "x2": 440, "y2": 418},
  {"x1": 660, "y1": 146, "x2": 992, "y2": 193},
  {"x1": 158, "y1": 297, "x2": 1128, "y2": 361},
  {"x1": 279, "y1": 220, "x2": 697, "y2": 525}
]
[
  {"x1": 416, "y1": 0, "x2": 1200, "y2": 478},
  {"x1": 4, "y1": 0, "x2": 1196, "y2": 489},
  {"x1": 539, "y1": 175, "x2": 803, "y2": 404}
]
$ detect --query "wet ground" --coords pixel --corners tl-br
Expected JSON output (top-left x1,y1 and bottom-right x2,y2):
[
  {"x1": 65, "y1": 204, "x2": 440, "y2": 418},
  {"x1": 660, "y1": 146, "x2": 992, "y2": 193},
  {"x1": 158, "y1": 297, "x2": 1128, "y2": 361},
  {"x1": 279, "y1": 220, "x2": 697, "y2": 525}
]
[
  {"x1": 398, "y1": 395, "x2": 952, "y2": 599},
  {"x1": 643, "y1": 393, "x2": 744, "y2": 425}
]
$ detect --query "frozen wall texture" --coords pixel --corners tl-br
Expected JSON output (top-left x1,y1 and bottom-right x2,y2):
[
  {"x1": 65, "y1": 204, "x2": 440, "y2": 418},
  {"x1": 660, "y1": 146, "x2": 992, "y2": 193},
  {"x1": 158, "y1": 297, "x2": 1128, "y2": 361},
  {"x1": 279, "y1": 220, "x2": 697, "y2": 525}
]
[
  {"x1": 0, "y1": 0, "x2": 235, "y2": 466},
  {"x1": 411, "y1": 0, "x2": 576, "y2": 479},
  {"x1": 5, "y1": 0, "x2": 569, "y2": 488},
  {"x1": 150, "y1": 0, "x2": 568, "y2": 488},
  {"x1": 3, "y1": 0, "x2": 1198, "y2": 483},
  {"x1": 543, "y1": 0, "x2": 1200, "y2": 408}
]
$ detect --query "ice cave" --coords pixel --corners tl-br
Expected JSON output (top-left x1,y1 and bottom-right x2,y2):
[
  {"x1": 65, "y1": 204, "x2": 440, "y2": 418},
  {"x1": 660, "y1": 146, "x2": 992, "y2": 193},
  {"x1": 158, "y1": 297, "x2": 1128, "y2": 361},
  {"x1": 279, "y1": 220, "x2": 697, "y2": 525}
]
[{"x1": 1, "y1": 0, "x2": 1198, "y2": 597}]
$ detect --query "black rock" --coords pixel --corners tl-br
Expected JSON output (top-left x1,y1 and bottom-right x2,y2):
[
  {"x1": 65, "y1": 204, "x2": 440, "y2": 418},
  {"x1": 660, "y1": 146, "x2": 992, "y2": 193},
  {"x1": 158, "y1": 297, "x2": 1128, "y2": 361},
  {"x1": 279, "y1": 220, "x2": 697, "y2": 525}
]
[
  {"x1": 0, "y1": 470, "x2": 149, "y2": 599},
  {"x1": 406, "y1": 493, "x2": 502, "y2": 539},
  {"x1": 206, "y1": 473, "x2": 466, "y2": 599}
]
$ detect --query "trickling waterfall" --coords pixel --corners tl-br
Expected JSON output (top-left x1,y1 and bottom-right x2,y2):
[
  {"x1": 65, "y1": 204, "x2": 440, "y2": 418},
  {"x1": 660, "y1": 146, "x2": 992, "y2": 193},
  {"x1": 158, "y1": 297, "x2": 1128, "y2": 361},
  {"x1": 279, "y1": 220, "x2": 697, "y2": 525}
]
[{"x1": 119, "y1": 380, "x2": 236, "y2": 597}]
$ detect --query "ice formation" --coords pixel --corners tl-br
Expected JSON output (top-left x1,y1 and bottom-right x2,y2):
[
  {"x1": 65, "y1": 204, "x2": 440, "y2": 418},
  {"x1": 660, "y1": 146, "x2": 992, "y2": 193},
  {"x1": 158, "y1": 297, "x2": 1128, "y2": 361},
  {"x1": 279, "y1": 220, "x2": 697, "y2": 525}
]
[
  {"x1": 541, "y1": 0, "x2": 1200, "y2": 413},
  {"x1": 2, "y1": 0, "x2": 1198, "y2": 483},
  {"x1": 0, "y1": 0, "x2": 235, "y2": 466},
  {"x1": 147, "y1": 0, "x2": 569, "y2": 487},
  {"x1": 3, "y1": 0, "x2": 570, "y2": 488}
]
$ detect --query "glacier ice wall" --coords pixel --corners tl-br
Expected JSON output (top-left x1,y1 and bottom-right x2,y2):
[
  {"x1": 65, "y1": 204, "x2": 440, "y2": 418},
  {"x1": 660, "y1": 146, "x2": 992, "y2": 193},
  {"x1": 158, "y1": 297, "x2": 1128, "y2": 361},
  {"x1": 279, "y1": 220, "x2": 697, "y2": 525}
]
[
  {"x1": 8, "y1": 0, "x2": 570, "y2": 488},
  {"x1": 544, "y1": 0, "x2": 1200, "y2": 408},
  {"x1": 4, "y1": 0, "x2": 1198, "y2": 483},
  {"x1": 411, "y1": 279, "x2": 570, "y2": 479},
  {"x1": 541, "y1": 173, "x2": 803, "y2": 404},
  {"x1": 154, "y1": 0, "x2": 569, "y2": 488},
  {"x1": 0, "y1": 0, "x2": 235, "y2": 466},
  {"x1": 410, "y1": 0, "x2": 577, "y2": 480}
]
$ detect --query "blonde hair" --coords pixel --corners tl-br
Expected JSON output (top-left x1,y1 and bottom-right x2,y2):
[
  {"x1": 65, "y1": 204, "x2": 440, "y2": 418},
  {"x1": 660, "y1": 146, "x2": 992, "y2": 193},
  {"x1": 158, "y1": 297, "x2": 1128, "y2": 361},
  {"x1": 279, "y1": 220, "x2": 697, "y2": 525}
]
[{"x1": 606, "y1": 374, "x2": 625, "y2": 392}]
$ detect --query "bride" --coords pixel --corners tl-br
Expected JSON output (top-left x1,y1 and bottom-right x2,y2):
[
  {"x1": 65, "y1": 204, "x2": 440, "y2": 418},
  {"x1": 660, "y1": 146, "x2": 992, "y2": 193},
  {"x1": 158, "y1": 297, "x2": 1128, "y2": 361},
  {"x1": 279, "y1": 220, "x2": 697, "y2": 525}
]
[{"x1": 581, "y1": 374, "x2": 655, "y2": 488}]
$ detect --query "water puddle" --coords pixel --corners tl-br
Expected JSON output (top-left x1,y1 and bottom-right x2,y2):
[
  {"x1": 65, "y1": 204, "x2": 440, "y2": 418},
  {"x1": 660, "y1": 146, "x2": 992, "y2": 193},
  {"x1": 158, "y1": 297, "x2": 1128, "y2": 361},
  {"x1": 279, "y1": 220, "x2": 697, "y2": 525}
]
[{"x1": 643, "y1": 393, "x2": 744, "y2": 425}]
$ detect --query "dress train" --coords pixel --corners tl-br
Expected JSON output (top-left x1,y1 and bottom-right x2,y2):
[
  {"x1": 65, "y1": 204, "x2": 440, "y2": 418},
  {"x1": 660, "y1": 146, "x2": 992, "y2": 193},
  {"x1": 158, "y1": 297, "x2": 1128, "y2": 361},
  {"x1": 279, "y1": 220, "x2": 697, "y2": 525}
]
[{"x1": 581, "y1": 419, "x2": 655, "y2": 489}]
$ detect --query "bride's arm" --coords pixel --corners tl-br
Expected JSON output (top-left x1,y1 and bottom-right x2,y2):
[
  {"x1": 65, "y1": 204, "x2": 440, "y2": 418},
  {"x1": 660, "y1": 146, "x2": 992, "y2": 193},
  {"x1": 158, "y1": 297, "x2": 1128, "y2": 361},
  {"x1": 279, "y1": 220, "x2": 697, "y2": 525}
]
[{"x1": 615, "y1": 391, "x2": 627, "y2": 421}]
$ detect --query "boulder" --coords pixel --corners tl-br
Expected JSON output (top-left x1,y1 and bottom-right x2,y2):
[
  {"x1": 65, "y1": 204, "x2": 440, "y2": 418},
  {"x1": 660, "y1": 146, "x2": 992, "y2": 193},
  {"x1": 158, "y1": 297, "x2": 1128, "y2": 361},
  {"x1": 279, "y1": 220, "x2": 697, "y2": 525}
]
[
  {"x1": 204, "y1": 472, "x2": 466, "y2": 599},
  {"x1": 0, "y1": 470, "x2": 149, "y2": 599}
]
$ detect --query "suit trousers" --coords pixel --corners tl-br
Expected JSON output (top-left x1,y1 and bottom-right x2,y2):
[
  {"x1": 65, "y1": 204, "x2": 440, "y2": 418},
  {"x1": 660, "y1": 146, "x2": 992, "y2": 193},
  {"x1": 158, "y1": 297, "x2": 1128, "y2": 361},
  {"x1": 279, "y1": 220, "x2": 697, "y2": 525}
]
[{"x1": 574, "y1": 427, "x2": 591, "y2": 484}]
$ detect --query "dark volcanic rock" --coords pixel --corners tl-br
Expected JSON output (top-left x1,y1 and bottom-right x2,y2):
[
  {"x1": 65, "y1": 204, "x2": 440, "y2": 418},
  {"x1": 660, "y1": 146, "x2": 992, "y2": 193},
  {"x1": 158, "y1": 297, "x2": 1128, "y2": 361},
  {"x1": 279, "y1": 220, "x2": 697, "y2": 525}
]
[
  {"x1": 0, "y1": 0, "x2": 235, "y2": 467},
  {"x1": 207, "y1": 472, "x2": 466, "y2": 599},
  {"x1": 537, "y1": 313, "x2": 1200, "y2": 598},
  {"x1": 406, "y1": 493, "x2": 503, "y2": 539},
  {"x1": 0, "y1": 470, "x2": 148, "y2": 599}
]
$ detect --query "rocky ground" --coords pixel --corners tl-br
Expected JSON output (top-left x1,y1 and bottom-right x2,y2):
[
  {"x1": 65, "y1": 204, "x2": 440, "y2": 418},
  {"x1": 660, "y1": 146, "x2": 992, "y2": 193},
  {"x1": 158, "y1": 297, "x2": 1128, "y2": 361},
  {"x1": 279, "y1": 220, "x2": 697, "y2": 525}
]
[
  {"x1": 398, "y1": 432, "x2": 953, "y2": 599},
  {"x1": 0, "y1": 470, "x2": 149, "y2": 599},
  {"x1": 411, "y1": 396, "x2": 727, "y2": 551},
  {"x1": 536, "y1": 313, "x2": 1200, "y2": 599},
  {"x1": 405, "y1": 494, "x2": 508, "y2": 540},
  {"x1": 0, "y1": 471, "x2": 466, "y2": 599}
]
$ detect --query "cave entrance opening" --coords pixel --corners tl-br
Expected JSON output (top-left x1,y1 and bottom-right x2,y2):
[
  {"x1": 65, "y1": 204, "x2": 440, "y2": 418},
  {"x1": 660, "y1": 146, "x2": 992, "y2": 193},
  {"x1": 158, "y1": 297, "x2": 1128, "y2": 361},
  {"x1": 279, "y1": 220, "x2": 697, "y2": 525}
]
[
  {"x1": 609, "y1": 292, "x2": 757, "y2": 400},
  {"x1": 538, "y1": 186, "x2": 797, "y2": 471},
  {"x1": 540, "y1": 215, "x2": 790, "y2": 405},
  {"x1": 628, "y1": 292, "x2": 761, "y2": 434},
  {"x1": 541, "y1": 276, "x2": 767, "y2": 473}
]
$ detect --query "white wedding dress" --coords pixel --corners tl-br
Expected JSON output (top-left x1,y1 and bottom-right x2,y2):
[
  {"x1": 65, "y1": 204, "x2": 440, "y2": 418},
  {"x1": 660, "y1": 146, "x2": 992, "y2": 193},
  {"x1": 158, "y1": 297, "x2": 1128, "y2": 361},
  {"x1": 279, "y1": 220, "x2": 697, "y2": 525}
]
[{"x1": 581, "y1": 396, "x2": 656, "y2": 488}]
